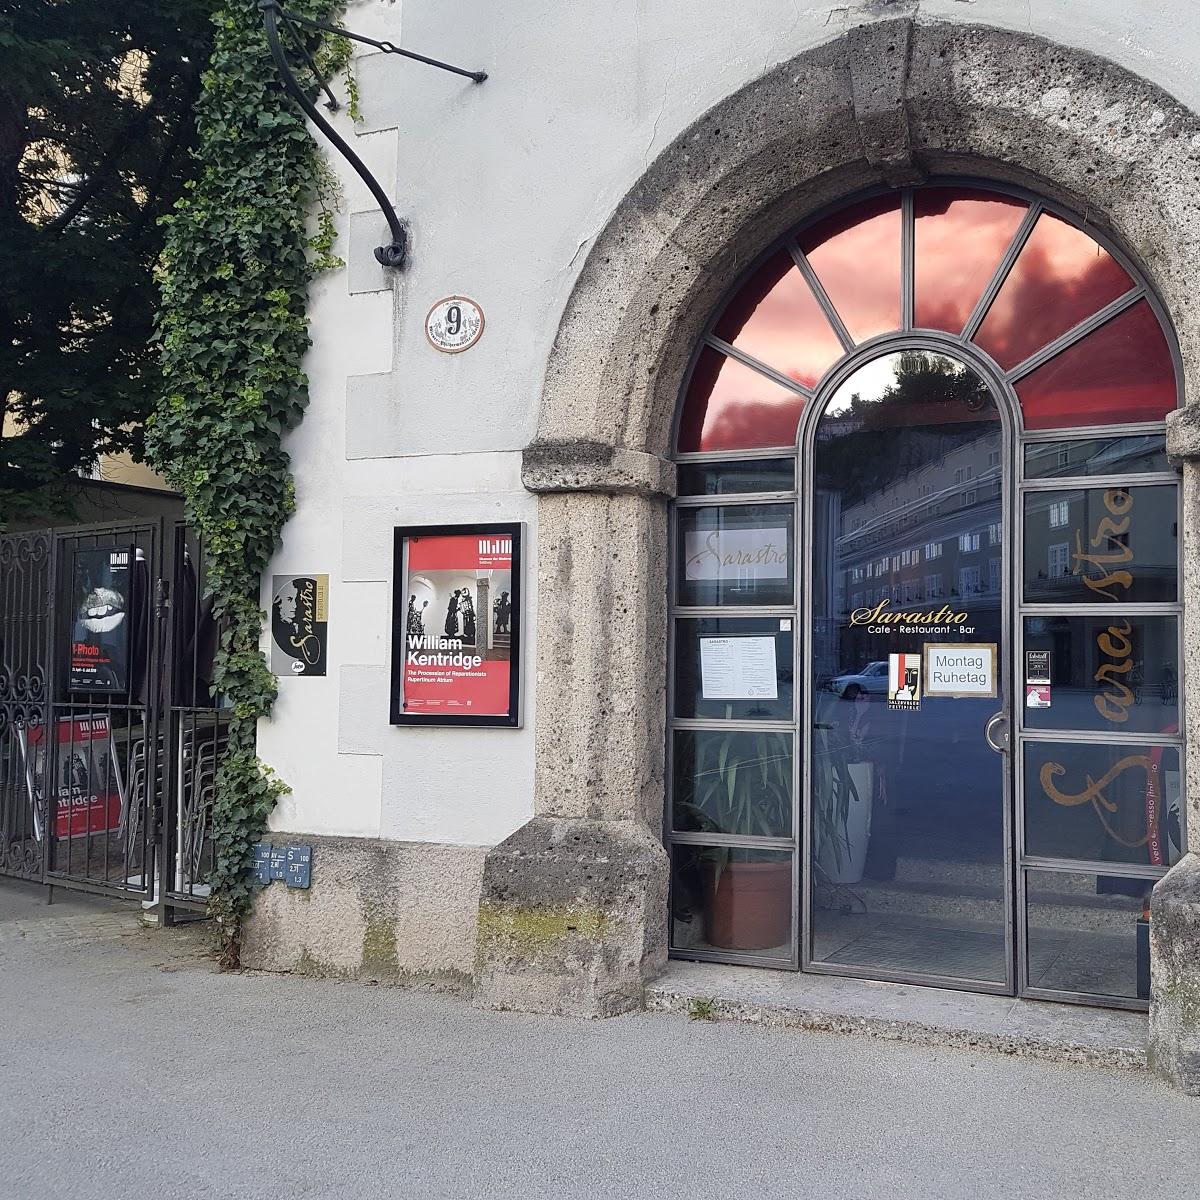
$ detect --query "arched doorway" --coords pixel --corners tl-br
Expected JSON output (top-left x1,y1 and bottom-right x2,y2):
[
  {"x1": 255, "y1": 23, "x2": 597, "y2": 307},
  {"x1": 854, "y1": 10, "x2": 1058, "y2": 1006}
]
[{"x1": 668, "y1": 183, "x2": 1183, "y2": 1007}]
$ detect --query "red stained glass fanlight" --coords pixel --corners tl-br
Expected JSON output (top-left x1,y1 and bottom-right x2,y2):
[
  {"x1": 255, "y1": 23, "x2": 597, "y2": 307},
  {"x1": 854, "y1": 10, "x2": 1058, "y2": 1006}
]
[{"x1": 678, "y1": 186, "x2": 1179, "y2": 453}]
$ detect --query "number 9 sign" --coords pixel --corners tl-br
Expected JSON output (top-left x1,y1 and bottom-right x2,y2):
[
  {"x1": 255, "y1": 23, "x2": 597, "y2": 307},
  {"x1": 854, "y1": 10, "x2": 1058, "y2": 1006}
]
[{"x1": 425, "y1": 295, "x2": 484, "y2": 353}]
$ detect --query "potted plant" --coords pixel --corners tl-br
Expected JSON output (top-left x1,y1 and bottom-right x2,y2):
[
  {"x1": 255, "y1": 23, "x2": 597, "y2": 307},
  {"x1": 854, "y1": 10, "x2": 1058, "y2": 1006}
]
[
  {"x1": 676, "y1": 727, "x2": 792, "y2": 951},
  {"x1": 813, "y1": 691, "x2": 875, "y2": 885}
]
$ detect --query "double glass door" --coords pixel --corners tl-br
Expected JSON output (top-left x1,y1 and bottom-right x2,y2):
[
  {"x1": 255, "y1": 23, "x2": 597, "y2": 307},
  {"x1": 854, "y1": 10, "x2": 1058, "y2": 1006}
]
[{"x1": 668, "y1": 346, "x2": 1183, "y2": 1008}]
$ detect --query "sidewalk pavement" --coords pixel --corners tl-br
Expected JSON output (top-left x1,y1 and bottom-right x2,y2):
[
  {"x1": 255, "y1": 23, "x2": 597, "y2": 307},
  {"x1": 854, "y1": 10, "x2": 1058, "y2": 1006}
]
[{"x1": 1, "y1": 878, "x2": 1196, "y2": 1200}]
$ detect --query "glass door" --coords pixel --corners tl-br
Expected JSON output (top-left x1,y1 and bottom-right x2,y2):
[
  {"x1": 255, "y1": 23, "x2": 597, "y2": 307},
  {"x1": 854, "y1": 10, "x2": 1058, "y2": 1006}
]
[{"x1": 803, "y1": 348, "x2": 1014, "y2": 992}]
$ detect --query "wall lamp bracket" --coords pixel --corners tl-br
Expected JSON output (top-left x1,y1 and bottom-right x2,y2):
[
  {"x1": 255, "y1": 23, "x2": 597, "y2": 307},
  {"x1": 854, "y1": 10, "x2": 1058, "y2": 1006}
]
[{"x1": 259, "y1": 0, "x2": 486, "y2": 269}]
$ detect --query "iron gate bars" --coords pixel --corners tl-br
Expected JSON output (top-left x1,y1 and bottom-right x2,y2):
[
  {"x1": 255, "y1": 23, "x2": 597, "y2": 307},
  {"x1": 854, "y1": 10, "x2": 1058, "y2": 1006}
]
[
  {"x1": 0, "y1": 518, "x2": 227, "y2": 923},
  {"x1": 0, "y1": 530, "x2": 52, "y2": 880},
  {"x1": 46, "y1": 521, "x2": 163, "y2": 899}
]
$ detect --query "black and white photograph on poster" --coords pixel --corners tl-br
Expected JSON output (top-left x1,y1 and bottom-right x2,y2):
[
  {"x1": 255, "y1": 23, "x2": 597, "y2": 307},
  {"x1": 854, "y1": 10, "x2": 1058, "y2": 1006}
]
[
  {"x1": 69, "y1": 546, "x2": 132, "y2": 692},
  {"x1": 270, "y1": 575, "x2": 329, "y2": 676}
]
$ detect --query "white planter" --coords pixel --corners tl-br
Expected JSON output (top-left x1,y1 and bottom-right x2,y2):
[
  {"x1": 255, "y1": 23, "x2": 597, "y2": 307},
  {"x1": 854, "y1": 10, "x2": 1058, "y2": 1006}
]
[{"x1": 818, "y1": 761, "x2": 874, "y2": 885}]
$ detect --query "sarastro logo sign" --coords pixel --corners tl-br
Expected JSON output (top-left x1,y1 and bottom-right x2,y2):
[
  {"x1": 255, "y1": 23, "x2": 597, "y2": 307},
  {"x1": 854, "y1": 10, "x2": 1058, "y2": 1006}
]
[
  {"x1": 270, "y1": 574, "x2": 329, "y2": 677},
  {"x1": 1039, "y1": 487, "x2": 1167, "y2": 864},
  {"x1": 848, "y1": 599, "x2": 973, "y2": 635},
  {"x1": 683, "y1": 528, "x2": 789, "y2": 581}
]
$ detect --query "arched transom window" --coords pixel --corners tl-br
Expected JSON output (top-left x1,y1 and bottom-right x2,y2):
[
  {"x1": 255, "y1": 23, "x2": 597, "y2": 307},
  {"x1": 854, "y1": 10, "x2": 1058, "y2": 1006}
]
[{"x1": 677, "y1": 186, "x2": 1179, "y2": 453}]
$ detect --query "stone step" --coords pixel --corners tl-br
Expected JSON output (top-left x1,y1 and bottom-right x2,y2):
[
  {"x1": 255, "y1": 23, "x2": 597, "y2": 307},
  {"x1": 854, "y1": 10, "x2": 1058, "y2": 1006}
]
[{"x1": 645, "y1": 960, "x2": 1147, "y2": 1070}]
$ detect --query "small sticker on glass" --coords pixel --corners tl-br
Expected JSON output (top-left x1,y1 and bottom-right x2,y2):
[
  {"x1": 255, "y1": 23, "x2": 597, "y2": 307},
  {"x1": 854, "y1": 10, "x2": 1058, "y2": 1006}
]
[{"x1": 1026, "y1": 649, "x2": 1051, "y2": 685}]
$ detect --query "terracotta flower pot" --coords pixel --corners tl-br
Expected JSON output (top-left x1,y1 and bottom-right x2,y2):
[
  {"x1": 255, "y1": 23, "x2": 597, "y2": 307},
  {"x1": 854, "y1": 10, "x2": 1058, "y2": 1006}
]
[{"x1": 703, "y1": 859, "x2": 791, "y2": 951}]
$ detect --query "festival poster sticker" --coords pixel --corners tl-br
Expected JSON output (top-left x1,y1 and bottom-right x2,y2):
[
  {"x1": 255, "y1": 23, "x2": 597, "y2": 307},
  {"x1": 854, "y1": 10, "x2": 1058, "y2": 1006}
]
[
  {"x1": 69, "y1": 546, "x2": 133, "y2": 692},
  {"x1": 887, "y1": 652, "x2": 921, "y2": 711},
  {"x1": 270, "y1": 574, "x2": 329, "y2": 676},
  {"x1": 923, "y1": 643, "x2": 998, "y2": 699},
  {"x1": 390, "y1": 523, "x2": 522, "y2": 727}
]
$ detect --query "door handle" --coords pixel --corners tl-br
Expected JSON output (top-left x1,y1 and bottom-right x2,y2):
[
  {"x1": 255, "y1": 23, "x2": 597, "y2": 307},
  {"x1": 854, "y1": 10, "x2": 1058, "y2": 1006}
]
[{"x1": 984, "y1": 711, "x2": 1010, "y2": 754}]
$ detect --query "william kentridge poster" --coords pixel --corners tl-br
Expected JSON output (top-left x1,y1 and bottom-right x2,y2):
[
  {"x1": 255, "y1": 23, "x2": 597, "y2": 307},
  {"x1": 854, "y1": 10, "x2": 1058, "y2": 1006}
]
[
  {"x1": 270, "y1": 574, "x2": 329, "y2": 676},
  {"x1": 20, "y1": 715, "x2": 124, "y2": 838},
  {"x1": 390, "y1": 523, "x2": 522, "y2": 727},
  {"x1": 69, "y1": 546, "x2": 133, "y2": 692}
]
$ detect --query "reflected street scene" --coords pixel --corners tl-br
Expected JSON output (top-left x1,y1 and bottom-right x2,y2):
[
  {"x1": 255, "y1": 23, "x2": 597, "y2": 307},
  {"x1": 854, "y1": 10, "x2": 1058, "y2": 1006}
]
[{"x1": 809, "y1": 349, "x2": 1009, "y2": 986}]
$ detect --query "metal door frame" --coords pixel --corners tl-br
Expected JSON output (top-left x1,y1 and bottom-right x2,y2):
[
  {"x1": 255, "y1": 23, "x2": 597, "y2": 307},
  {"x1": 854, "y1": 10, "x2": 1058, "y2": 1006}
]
[
  {"x1": 796, "y1": 331, "x2": 1019, "y2": 997},
  {"x1": 0, "y1": 528, "x2": 54, "y2": 883},
  {"x1": 664, "y1": 177, "x2": 1186, "y2": 1010}
]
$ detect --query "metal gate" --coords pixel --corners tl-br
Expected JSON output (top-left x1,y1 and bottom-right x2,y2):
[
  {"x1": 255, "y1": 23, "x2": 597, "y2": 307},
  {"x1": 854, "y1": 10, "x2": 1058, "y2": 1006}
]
[{"x1": 0, "y1": 517, "x2": 226, "y2": 920}]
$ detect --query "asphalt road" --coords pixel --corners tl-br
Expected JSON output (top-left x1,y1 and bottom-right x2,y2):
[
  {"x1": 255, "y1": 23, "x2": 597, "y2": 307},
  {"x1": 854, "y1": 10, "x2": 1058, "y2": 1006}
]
[{"x1": 1, "y1": 879, "x2": 1196, "y2": 1200}]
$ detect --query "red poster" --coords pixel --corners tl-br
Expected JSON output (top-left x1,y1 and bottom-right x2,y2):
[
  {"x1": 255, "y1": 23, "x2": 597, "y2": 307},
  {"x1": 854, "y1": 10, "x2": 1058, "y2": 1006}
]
[
  {"x1": 23, "y1": 715, "x2": 124, "y2": 838},
  {"x1": 393, "y1": 526, "x2": 520, "y2": 724}
]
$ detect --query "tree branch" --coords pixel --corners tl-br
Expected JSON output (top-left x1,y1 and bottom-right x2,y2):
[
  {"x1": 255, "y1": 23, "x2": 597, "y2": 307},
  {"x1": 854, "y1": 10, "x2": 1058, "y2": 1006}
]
[{"x1": 43, "y1": 102, "x2": 157, "y2": 236}]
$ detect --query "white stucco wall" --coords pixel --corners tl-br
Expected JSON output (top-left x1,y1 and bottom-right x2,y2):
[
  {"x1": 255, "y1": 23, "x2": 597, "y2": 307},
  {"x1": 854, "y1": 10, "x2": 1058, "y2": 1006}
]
[{"x1": 259, "y1": 0, "x2": 1200, "y2": 847}]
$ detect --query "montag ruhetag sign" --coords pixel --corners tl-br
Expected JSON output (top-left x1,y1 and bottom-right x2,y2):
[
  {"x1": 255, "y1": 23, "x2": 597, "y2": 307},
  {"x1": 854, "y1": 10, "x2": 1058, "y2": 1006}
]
[{"x1": 923, "y1": 643, "x2": 997, "y2": 699}]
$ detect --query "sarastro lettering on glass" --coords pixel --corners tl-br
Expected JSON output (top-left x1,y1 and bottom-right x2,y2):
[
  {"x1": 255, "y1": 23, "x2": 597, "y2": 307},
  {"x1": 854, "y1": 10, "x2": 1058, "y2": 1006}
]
[{"x1": 1039, "y1": 489, "x2": 1164, "y2": 858}]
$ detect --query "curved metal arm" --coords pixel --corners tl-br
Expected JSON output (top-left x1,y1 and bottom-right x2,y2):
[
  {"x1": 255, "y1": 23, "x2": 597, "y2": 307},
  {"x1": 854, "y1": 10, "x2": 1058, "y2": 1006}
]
[{"x1": 259, "y1": 1, "x2": 486, "y2": 268}]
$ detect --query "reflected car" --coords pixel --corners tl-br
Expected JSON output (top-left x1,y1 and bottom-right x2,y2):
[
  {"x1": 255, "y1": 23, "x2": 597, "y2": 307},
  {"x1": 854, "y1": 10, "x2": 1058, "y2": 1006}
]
[{"x1": 828, "y1": 660, "x2": 889, "y2": 699}]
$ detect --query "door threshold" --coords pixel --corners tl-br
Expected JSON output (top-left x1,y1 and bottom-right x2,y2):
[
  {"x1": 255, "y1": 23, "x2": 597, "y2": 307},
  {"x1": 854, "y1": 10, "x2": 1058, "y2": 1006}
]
[{"x1": 645, "y1": 960, "x2": 1146, "y2": 1070}]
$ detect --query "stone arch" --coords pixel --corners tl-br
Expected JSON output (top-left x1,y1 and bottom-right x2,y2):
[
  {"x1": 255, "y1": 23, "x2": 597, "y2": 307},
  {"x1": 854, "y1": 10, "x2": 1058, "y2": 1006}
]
[{"x1": 522, "y1": 16, "x2": 1200, "y2": 492}]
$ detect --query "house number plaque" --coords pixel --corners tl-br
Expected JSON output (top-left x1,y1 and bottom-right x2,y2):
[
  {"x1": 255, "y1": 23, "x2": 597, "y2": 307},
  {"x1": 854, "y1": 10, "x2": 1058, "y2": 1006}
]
[{"x1": 425, "y1": 295, "x2": 484, "y2": 353}]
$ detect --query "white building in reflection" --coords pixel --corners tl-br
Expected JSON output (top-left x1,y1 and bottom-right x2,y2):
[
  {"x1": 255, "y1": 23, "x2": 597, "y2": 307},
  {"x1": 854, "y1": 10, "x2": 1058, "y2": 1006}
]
[{"x1": 833, "y1": 431, "x2": 1003, "y2": 624}]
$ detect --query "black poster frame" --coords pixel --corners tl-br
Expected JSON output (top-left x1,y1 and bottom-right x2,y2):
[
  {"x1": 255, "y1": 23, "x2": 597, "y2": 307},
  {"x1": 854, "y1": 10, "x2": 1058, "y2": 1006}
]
[
  {"x1": 389, "y1": 522, "x2": 523, "y2": 728},
  {"x1": 67, "y1": 543, "x2": 135, "y2": 694}
]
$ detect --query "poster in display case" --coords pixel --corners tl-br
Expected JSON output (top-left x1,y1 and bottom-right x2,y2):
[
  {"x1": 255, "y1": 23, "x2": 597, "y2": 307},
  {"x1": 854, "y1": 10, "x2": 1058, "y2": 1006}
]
[{"x1": 390, "y1": 523, "x2": 522, "y2": 727}]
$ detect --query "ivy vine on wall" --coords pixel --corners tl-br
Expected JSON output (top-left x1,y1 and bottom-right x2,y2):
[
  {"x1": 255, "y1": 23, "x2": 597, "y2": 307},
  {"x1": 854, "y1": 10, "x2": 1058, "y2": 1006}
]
[{"x1": 147, "y1": 0, "x2": 347, "y2": 965}]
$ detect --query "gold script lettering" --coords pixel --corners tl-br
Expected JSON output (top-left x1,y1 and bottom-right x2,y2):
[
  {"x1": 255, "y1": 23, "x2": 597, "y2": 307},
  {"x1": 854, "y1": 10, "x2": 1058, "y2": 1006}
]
[
  {"x1": 847, "y1": 599, "x2": 968, "y2": 627},
  {"x1": 1039, "y1": 754, "x2": 1157, "y2": 847},
  {"x1": 1073, "y1": 488, "x2": 1134, "y2": 600}
]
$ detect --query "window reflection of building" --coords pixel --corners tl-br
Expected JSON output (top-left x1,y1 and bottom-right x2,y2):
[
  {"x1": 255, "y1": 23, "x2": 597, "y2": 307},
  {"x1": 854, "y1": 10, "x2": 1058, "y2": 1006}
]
[{"x1": 833, "y1": 429, "x2": 1004, "y2": 622}]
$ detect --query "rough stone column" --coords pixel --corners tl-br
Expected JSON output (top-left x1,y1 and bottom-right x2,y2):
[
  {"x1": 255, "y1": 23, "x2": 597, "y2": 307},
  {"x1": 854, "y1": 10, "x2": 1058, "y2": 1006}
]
[
  {"x1": 473, "y1": 442, "x2": 675, "y2": 1017},
  {"x1": 1149, "y1": 411, "x2": 1200, "y2": 1094}
]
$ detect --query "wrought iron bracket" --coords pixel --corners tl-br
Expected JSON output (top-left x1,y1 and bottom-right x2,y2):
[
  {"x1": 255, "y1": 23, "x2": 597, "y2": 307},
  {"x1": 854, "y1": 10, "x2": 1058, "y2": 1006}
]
[{"x1": 259, "y1": 0, "x2": 486, "y2": 269}]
